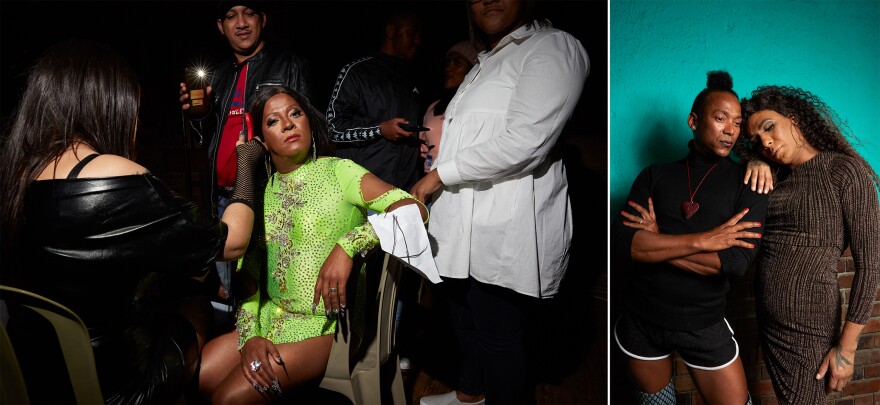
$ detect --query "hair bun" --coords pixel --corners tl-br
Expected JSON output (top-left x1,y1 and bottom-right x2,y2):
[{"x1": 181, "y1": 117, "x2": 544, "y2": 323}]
[{"x1": 706, "y1": 70, "x2": 733, "y2": 92}]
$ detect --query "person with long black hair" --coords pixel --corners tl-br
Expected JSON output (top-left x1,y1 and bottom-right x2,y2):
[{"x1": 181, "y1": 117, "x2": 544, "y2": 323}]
[
  {"x1": 0, "y1": 38, "x2": 263, "y2": 404},
  {"x1": 738, "y1": 85, "x2": 880, "y2": 404}
]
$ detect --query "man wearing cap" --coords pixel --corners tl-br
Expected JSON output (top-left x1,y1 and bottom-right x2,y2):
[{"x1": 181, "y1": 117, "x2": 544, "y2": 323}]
[{"x1": 179, "y1": 0, "x2": 312, "y2": 316}]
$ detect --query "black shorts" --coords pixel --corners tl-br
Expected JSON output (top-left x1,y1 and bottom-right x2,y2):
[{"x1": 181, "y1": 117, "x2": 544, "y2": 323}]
[{"x1": 613, "y1": 310, "x2": 739, "y2": 370}]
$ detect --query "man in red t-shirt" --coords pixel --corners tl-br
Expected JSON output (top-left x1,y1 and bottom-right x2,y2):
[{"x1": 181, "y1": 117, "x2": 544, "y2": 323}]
[{"x1": 179, "y1": 0, "x2": 312, "y2": 324}]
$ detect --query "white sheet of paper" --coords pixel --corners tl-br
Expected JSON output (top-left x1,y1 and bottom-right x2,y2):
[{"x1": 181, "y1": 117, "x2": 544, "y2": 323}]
[{"x1": 368, "y1": 205, "x2": 442, "y2": 284}]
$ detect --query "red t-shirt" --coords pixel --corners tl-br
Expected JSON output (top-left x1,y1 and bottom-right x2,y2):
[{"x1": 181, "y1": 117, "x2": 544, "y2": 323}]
[{"x1": 216, "y1": 63, "x2": 248, "y2": 187}]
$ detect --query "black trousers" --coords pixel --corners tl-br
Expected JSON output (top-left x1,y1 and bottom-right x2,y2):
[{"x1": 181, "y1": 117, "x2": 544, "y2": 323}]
[{"x1": 439, "y1": 276, "x2": 537, "y2": 404}]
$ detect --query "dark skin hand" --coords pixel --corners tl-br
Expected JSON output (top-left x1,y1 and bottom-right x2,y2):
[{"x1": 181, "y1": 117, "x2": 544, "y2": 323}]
[
  {"x1": 179, "y1": 82, "x2": 213, "y2": 111},
  {"x1": 379, "y1": 118, "x2": 417, "y2": 141},
  {"x1": 621, "y1": 200, "x2": 761, "y2": 275},
  {"x1": 312, "y1": 244, "x2": 352, "y2": 317}
]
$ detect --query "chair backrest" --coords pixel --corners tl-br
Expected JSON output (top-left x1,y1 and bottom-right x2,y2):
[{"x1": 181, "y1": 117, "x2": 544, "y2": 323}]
[
  {"x1": 320, "y1": 252, "x2": 407, "y2": 404},
  {"x1": 0, "y1": 285, "x2": 104, "y2": 404},
  {"x1": 0, "y1": 314, "x2": 29, "y2": 404}
]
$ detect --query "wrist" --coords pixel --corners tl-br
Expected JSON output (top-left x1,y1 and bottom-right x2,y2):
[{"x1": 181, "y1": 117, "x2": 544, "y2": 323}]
[
  {"x1": 838, "y1": 340, "x2": 858, "y2": 354},
  {"x1": 686, "y1": 233, "x2": 703, "y2": 252}
]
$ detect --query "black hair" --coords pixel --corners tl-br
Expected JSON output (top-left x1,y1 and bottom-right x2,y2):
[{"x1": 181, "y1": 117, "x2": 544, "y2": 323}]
[
  {"x1": 691, "y1": 70, "x2": 738, "y2": 117},
  {"x1": 248, "y1": 86, "x2": 334, "y2": 160},
  {"x1": 0, "y1": 38, "x2": 140, "y2": 245},
  {"x1": 466, "y1": 0, "x2": 550, "y2": 51},
  {"x1": 737, "y1": 85, "x2": 880, "y2": 190}
]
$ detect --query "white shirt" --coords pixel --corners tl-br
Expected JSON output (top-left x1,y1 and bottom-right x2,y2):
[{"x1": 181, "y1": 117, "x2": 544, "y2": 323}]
[{"x1": 429, "y1": 22, "x2": 589, "y2": 298}]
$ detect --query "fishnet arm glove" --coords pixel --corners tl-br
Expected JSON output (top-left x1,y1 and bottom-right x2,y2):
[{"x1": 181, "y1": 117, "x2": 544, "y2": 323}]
[{"x1": 228, "y1": 139, "x2": 265, "y2": 210}]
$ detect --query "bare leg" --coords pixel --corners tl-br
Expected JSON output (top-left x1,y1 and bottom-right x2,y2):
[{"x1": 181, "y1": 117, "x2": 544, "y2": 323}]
[
  {"x1": 199, "y1": 330, "x2": 241, "y2": 398},
  {"x1": 628, "y1": 356, "x2": 674, "y2": 393},
  {"x1": 200, "y1": 332, "x2": 333, "y2": 404},
  {"x1": 689, "y1": 356, "x2": 749, "y2": 405}
]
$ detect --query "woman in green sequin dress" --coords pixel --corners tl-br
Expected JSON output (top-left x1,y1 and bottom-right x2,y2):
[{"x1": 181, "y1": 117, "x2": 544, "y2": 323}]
[{"x1": 198, "y1": 86, "x2": 428, "y2": 403}]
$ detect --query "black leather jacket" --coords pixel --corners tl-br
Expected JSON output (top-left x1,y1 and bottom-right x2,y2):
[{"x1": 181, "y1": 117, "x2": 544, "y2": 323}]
[
  {"x1": 190, "y1": 44, "x2": 312, "y2": 213},
  {"x1": 7, "y1": 174, "x2": 227, "y2": 404}
]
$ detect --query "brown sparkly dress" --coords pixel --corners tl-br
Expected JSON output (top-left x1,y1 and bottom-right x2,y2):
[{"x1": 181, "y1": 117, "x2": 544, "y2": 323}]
[{"x1": 755, "y1": 152, "x2": 880, "y2": 404}]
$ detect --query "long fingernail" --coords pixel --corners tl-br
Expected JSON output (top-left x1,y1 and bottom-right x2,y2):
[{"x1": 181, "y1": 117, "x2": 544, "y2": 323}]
[
  {"x1": 311, "y1": 303, "x2": 317, "y2": 314},
  {"x1": 253, "y1": 383, "x2": 261, "y2": 393},
  {"x1": 277, "y1": 356, "x2": 284, "y2": 364}
]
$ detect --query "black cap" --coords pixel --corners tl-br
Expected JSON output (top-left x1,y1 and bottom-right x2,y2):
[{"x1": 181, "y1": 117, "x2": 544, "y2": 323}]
[{"x1": 216, "y1": 0, "x2": 265, "y2": 19}]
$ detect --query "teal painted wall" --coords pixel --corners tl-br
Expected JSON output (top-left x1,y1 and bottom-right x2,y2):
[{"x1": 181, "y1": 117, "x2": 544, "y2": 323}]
[{"x1": 610, "y1": 0, "x2": 880, "y2": 213}]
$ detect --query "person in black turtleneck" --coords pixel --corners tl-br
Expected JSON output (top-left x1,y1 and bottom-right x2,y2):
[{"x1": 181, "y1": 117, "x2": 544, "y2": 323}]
[{"x1": 610, "y1": 70, "x2": 769, "y2": 405}]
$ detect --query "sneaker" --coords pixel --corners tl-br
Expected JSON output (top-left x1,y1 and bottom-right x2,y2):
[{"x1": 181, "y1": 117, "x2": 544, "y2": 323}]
[
  {"x1": 399, "y1": 357, "x2": 411, "y2": 372},
  {"x1": 419, "y1": 391, "x2": 485, "y2": 405}
]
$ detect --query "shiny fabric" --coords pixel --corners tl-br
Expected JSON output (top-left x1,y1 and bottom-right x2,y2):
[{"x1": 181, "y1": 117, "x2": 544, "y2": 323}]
[
  {"x1": 189, "y1": 44, "x2": 313, "y2": 213},
  {"x1": 5, "y1": 173, "x2": 227, "y2": 404},
  {"x1": 235, "y1": 158, "x2": 416, "y2": 348},
  {"x1": 756, "y1": 152, "x2": 880, "y2": 404}
]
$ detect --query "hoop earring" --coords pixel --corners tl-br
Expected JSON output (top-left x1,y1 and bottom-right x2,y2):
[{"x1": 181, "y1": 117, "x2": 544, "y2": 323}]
[
  {"x1": 311, "y1": 136, "x2": 317, "y2": 161},
  {"x1": 264, "y1": 152, "x2": 272, "y2": 178},
  {"x1": 790, "y1": 122, "x2": 804, "y2": 148}
]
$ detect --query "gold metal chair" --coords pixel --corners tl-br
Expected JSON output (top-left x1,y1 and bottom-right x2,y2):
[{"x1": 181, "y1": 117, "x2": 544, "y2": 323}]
[
  {"x1": 0, "y1": 285, "x2": 103, "y2": 404},
  {"x1": 320, "y1": 252, "x2": 407, "y2": 404}
]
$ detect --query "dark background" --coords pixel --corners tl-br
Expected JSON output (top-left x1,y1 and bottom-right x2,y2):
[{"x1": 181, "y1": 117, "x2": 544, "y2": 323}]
[
  {"x1": 1, "y1": 1, "x2": 606, "y2": 184},
  {"x1": 1, "y1": 1, "x2": 608, "y2": 397}
]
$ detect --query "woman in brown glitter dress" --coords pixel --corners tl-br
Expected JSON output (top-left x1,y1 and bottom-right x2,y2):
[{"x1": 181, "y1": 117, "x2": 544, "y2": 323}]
[{"x1": 738, "y1": 85, "x2": 880, "y2": 404}]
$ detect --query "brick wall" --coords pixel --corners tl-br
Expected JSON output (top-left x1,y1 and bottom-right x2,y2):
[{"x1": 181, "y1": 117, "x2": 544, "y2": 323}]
[{"x1": 670, "y1": 248, "x2": 880, "y2": 404}]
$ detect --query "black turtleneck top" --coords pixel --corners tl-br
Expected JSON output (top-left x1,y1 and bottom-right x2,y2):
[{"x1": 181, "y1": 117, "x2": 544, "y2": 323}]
[{"x1": 611, "y1": 141, "x2": 768, "y2": 331}]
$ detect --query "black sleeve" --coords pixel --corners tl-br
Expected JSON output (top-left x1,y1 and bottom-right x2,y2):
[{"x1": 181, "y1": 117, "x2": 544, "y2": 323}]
[
  {"x1": 325, "y1": 62, "x2": 382, "y2": 143},
  {"x1": 717, "y1": 179, "x2": 768, "y2": 276}
]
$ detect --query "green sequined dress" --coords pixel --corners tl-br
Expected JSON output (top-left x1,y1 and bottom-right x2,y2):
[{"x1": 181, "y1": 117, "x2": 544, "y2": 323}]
[{"x1": 235, "y1": 157, "x2": 414, "y2": 347}]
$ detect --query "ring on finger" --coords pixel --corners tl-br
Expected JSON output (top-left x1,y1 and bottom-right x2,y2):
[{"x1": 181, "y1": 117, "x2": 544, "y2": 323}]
[
  {"x1": 329, "y1": 287, "x2": 337, "y2": 294},
  {"x1": 639, "y1": 219, "x2": 643, "y2": 224},
  {"x1": 250, "y1": 359, "x2": 262, "y2": 372}
]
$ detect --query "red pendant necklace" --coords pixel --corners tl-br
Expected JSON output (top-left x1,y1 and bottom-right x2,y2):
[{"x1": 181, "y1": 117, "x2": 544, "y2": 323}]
[{"x1": 682, "y1": 160, "x2": 719, "y2": 219}]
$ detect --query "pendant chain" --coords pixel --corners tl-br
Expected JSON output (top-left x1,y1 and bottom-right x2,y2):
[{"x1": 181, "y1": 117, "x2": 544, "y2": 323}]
[{"x1": 686, "y1": 160, "x2": 719, "y2": 203}]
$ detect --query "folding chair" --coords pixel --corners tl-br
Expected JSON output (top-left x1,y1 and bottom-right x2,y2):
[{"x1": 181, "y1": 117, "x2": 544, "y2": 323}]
[
  {"x1": 320, "y1": 252, "x2": 407, "y2": 404},
  {"x1": 0, "y1": 285, "x2": 103, "y2": 404}
]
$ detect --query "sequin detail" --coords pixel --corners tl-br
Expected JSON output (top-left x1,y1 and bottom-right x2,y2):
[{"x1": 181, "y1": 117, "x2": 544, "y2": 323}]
[
  {"x1": 340, "y1": 225, "x2": 379, "y2": 257},
  {"x1": 235, "y1": 306, "x2": 259, "y2": 349},
  {"x1": 235, "y1": 158, "x2": 416, "y2": 346}
]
